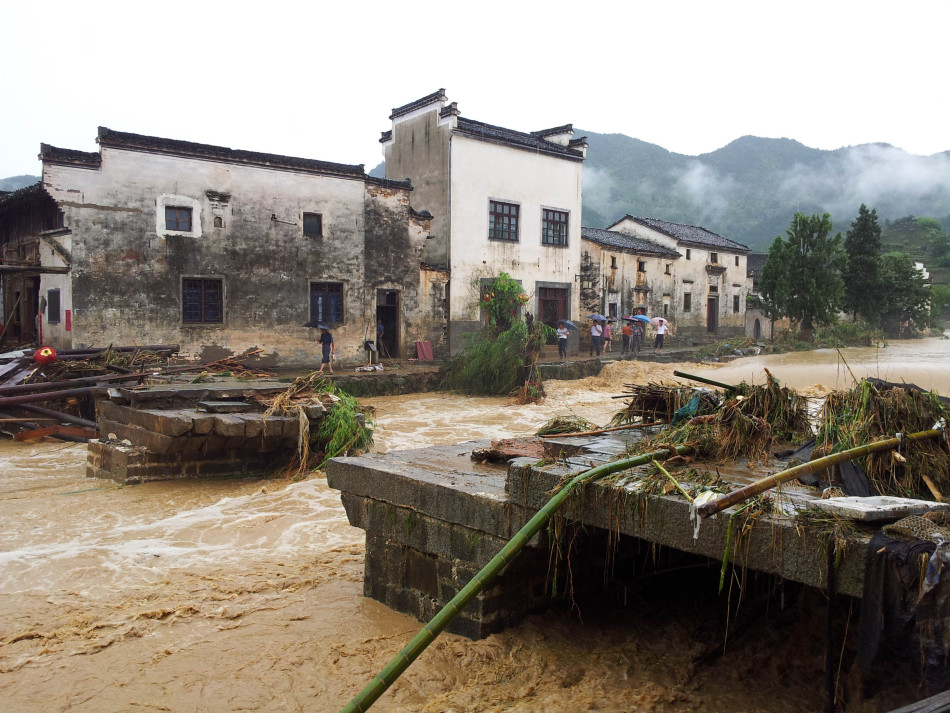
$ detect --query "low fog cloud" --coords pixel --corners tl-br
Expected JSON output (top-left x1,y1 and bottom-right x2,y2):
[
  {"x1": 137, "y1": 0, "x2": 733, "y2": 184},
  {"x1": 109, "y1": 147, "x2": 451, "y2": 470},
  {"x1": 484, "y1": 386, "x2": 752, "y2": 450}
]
[
  {"x1": 675, "y1": 163, "x2": 737, "y2": 224},
  {"x1": 583, "y1": 166, "x2": 617, "y2": 218},
  {"x1": 779, "y1": 145, "x2": 950, "y2": 223}
]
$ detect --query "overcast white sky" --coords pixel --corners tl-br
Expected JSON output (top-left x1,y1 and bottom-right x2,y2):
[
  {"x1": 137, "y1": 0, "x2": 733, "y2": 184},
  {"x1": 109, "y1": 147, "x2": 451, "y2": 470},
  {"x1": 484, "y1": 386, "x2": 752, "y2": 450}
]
[{"x1": 2, "y1": 0, "x2": 947, "y2": 178}]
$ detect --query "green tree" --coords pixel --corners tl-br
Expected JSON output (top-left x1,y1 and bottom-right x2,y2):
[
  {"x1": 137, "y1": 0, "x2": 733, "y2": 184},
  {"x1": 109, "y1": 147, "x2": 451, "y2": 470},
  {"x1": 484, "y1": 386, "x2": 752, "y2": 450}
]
[
  {"x1": 877, "y1": 252, "x2": 931, "y2": 335},
  {"x1": 843, "y1": 204, "x2": 882, "y2": 322},
  {"x1": 759, "y1": 212, "x2": 845, "y2": 332},
  {"x1": 929, "y1": 284, "x2": 950, "y2": 326}
]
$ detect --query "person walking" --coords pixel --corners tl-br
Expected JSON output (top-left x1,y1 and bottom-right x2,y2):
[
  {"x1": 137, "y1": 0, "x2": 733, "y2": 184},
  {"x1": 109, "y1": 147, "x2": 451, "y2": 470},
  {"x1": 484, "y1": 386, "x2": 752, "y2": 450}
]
[
  {"x1": 621, "y1": 321, "x2": 631, "y2": 355},
  {"x1": 556, "y1": 321, "x2": 569, "y2": 359},
  {"x1": 603, "y1": 320, "x2": 612, "y2": 353},
  {"x1": 589, "y1": 320, "x2": 603, "y2": 357},
  {"x1": 317, "y1": 325, "x2": 335, "y2": 373}
]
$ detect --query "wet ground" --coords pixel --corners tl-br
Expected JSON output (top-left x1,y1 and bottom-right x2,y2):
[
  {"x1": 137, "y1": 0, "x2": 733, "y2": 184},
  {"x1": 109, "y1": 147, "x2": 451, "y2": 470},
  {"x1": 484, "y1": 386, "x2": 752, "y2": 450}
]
[{"x1": 2, "y1": 337, "x2": 949, "y2": 712}]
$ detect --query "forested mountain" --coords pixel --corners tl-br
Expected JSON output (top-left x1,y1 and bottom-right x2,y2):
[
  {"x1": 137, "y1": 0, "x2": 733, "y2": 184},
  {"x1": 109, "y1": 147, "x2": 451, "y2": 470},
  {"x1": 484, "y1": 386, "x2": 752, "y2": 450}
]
[
  {"x1": 579, "y1": 132, "x2": 950, "y2": 251},
  {"x1": 0, "y1": 175, "x2": 40, "y2": 192}
]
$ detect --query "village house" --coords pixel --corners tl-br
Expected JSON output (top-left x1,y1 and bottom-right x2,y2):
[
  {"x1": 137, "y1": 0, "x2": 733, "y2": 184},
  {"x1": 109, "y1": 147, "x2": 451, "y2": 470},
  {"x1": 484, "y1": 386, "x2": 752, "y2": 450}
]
[
  {"x1": 381, "y1": 90, "x2": 587, "y2": 353},
  {"x1": 589, "y1": 215, "x2": 750, "y2": 344},
  {"x1": 0, "y1": 128, "x2": 447, "y2": 366},
  {"x1": 579, "y1": 226, "x2": 682, "y2": 323}
]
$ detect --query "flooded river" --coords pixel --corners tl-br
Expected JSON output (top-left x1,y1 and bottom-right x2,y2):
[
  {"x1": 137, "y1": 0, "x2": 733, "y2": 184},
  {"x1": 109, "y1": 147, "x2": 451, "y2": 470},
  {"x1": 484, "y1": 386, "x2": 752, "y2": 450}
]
[{"x1": 2, "y1": 339, "x2": 947, "y2": 712}]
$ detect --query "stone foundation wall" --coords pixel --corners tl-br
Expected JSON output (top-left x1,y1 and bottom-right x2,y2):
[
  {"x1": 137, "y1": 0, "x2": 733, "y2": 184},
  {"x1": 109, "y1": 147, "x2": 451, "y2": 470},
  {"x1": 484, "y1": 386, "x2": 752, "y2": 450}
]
[{"x1": 88, "y1": 400, "x2": 305, "y2": 483}]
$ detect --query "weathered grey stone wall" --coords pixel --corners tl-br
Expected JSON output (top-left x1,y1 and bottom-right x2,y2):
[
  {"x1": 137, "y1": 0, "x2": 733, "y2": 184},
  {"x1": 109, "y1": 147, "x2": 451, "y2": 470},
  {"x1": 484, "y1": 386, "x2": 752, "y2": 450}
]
[{"x1": 42, "y1": 149, "x2": 441, "y2": 367}]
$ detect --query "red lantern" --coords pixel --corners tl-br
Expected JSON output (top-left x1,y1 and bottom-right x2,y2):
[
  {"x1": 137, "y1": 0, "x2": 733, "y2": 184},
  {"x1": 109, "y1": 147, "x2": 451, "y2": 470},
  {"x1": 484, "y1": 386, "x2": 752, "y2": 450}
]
[{"x1": 34, "y1": 346, "x2": 57, "y2": 365}]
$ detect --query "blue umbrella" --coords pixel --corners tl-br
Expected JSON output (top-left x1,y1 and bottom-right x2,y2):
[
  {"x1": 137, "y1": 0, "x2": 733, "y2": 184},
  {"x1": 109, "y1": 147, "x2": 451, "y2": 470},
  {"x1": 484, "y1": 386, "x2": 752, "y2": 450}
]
[
  {"x1": 562, "y1": 320, "x2": 579, "y2": 330},
  {"x1": 587, "y1": 314, "x2": 607, "y2": 321},
  {"x1": 632, "y1": 314, "x2": 651, "y2": 323}
]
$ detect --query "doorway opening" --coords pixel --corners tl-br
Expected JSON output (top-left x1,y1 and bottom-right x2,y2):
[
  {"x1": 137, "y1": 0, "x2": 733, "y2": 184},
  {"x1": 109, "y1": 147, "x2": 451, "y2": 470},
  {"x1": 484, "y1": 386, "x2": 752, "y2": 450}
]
[
  {"x1": 706, "y1": 297, "x2": 719, "y2": 333},
  {"x1": 376, "y1": 289, "x2": 400, "y2": 358}
]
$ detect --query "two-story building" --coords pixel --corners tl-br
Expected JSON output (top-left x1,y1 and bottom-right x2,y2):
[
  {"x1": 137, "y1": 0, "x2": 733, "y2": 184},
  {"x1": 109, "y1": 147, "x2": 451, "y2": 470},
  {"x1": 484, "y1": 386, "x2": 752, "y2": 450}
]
[
  {"x1": 381, "y1": 90, "x2": 587, "y2": 353},
  {"x1": 603, "y1": 216, "x2": 750, "y2": 343},
  {"x1": 0, "y1": 128, "x2": 447, "y2": 365},
  {"x1": 579, "y1": 227, "x2": 681, "y2": 321}
]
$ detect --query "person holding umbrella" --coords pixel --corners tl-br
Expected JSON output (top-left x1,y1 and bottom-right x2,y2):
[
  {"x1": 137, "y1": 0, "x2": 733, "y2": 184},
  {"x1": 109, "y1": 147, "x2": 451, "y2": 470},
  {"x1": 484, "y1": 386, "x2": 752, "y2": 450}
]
[
  {"x1": 588, "y1": 316, "x2": 604, "y2": 357},
  {"x1": 556, "y1": 321, "x2": 569, "y2": 358},
  {"x1": 317, "y1": 324, "x2": 335, "y2": 374},
  {"x1": 621, "y1": 318, "x2": 632, "y2": 355}
]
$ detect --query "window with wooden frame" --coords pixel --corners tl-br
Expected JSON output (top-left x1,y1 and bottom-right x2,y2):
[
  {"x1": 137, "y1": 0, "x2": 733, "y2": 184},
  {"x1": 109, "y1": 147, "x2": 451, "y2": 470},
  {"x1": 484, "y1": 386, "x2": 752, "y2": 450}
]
[
  {"x1": 182, "y1": 278, "x2": 223, "y2": 324},
  {"x1": 310, "y1": 282, "x2": 344, "y2": 324},
  {"x1": 541, "y1": 208, "x2": 568, "y2": 246},
  {"x1": 710, "y1": 252, "x2": 718, "y2": 264},
  {"x1": 47, "y1": 288, "x2": 61, "y2": 323},
  {"x1": 637, "y1": 260, "x2": 646, "y2": 273},
  {"x1": 683, "y1": 293, "x2": 692, "y2": 312},
  {"x1": 733, "y1": 294, "x2": 741, "y2": 313},
  {"x1": 488, "y1": 200, "x2": 519, "y2": 241},
  {"x1": 165, "y1": 206, "x2": 193, "y2": 232},
  {"x1": 686, "y1": 249, "x2": 691, "y2": 260},
  {"x1": 735, "y1": 255, "x2": 740, "y2": 267},
  {"x1": 303, "y1": 212, "x2": 323, "y2": 238}
]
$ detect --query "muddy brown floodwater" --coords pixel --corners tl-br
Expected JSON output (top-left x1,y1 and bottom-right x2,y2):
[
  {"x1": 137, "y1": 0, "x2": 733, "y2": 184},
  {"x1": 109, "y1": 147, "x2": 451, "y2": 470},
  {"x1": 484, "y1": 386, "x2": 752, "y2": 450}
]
[{"x1": 2, "y1": 338, "x2": 947, "y2": 712}]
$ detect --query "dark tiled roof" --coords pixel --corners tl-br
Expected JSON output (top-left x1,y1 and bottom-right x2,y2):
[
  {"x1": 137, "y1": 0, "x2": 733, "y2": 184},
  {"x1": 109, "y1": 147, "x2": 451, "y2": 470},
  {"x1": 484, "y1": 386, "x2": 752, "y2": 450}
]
[
  {"x1": 530, "y1": 124, "x2": 573, "y2": 138},
  {"x1": 97, "y1": 127, "x2": 367, "y2": 179},
  {"x1": 40, "y1": 144, "x2": 101, "y2": 168},
  {"x1": 365, "y1": 175, "x2": 412, "y2": 190},
  {"x1": 582, "y1": 227, "x2": 681, "y2": 258},
  {"x1": 379, "y1": 130, "x2": 393, "y2": 143},
  {"x1": 390, "y1": 89, "x2": 446, "y2": 120},
  {"x1": 569, "y1": 136, "x2": 589, "y2": 149},
  {"x1": 613, "y1": 215, "x2": 749, "y2": 252},
  {"x1": 0, "y1": 182, "x2": 50, "y2": 211},
  {"x1": 746, "y1": 252, "x2": 769, "y2": 279},
  {"x1": 454, "y1": 118, "x2": 585, "y2": 160}
]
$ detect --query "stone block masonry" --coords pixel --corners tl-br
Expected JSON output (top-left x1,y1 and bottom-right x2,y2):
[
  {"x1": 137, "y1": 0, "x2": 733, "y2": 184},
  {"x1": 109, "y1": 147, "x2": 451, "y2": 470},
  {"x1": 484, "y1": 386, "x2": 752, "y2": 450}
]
[
  {"x1": 327, "y1": 430, "x2": 871, "y2": 640},
  {"x1": 87, "y1": 383, "x2": 313, "y2": 483}
]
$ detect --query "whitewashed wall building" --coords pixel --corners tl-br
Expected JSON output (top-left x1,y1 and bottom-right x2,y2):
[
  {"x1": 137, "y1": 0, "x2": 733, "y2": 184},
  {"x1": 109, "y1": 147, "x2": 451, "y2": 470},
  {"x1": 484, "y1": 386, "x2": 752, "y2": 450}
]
[
  {"x1": 381, "y1": 90, "x2": 587, "y2": 353},
  {"x1": 0, "y1": 128, "x2": 446, "y2": 365},
  {"x1": 575, "y1": 216, "x2": 750, "y2": 345}
]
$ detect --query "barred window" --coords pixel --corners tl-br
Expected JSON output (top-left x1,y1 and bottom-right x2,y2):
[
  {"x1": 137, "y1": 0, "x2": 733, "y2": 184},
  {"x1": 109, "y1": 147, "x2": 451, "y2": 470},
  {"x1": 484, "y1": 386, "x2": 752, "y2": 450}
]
[
  {"x1": 165, "y1": 206, "x2": 192, "y2": 232},
  {"x1": 541, "y1": 209, "x2": 568, "y2": 246},
  {"x1": 183, "y1": 278, "x2": 223, "y2": 324},
  {"x1": 310, "y1": 282, "x2": 344, "y2": 324},
  {"x1": 488, "y1": 200, "x2": 519, "y2": 241}
]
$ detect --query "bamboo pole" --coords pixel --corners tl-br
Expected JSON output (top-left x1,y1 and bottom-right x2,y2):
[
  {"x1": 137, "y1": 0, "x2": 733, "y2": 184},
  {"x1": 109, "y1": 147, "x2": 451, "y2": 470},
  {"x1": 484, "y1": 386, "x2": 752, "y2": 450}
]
[
  {"x1": 696, "y1": 429, "x2": 945, "y2": 518},
  {"x1": 672, "y1": 370, "x2": 735, "y2": 390},
  {"x1": 339, "y1": 444, "x2": 695, "y2": 713}
]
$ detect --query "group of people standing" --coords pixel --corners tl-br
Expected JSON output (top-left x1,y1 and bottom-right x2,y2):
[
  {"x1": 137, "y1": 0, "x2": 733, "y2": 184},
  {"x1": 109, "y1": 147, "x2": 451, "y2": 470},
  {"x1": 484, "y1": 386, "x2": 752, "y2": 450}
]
[{"x1": 555, "y1": 315, "x2": 671, "y2": 359}]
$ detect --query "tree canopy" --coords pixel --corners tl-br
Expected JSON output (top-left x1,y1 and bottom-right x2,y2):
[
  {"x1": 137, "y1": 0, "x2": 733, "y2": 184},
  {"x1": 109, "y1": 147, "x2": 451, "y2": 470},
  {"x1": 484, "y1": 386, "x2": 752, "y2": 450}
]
[
  {"x1": 759, "y1": 212, "x2": 845, "y2": 332},
  {"x1": 877, "y1": 252, "x2": 931, "y2": 334},
  {"x1": 843, "y1": 204, "x2": 882, "y2": 321}
]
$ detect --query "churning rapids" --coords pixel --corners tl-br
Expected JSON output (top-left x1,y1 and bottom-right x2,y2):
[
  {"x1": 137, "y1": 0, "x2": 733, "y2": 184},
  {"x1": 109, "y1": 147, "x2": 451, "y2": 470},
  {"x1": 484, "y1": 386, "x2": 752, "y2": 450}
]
[{"x1": 2, "y1": 337, "x2": 948, "y2": 712}]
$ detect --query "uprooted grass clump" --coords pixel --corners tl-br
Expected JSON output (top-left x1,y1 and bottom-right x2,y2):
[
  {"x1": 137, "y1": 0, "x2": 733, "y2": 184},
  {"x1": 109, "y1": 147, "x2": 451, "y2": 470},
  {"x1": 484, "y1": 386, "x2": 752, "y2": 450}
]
[
  {"x1": 262, "y1": 372, "x2": 374, "y2": 480},
  {"x1": 536, "y1": 415, "x2": 599, "y2": 436},
  {"x1": 608, "y1": 383, "x2": 697, "y2": 425},
  {"x1": 614, "y1": 376, "x2": 813, "y2": 465},
  {"x1": 729, "y1": 370, "x2": 812, "y2": 444},
  {"x1": 814, "y1": 379, "x2": 950, "y2": 498}
]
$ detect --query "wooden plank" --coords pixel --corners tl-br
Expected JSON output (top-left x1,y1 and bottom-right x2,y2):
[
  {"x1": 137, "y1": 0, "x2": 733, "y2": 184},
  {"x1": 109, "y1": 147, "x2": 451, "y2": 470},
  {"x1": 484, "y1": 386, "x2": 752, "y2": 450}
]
[
  {"x1": 886, "y1": 689, "x2": 950, "y2": 713},
  {"x1": 14, "y1": 425, "x2": 98, "y2": 442}
]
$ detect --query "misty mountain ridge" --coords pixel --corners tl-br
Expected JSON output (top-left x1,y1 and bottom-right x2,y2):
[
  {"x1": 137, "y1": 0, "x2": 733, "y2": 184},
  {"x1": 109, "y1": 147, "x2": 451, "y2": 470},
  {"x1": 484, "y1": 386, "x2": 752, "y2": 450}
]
[
  {"x1": 0, "y1": 175, "x2": 40, "y2": 192},
  {"x1": 579, "y1": 132, "x2": 950, "y2": 250}
]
